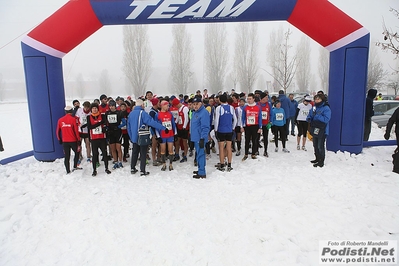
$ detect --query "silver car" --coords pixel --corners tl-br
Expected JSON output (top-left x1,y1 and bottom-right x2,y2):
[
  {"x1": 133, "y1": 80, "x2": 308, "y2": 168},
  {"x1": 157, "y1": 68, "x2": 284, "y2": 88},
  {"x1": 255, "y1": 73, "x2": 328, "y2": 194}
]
[
  {"x1": 373, "y1": 100, "x2": 399, "y2": 116},
  {"x1": 372, "y1": 107, "x2": 398, "y2": 128}
]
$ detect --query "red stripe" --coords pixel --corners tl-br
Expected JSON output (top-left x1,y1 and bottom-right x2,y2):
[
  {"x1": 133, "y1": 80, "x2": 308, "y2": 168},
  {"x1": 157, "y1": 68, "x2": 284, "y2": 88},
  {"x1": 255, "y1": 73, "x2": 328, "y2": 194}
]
[
  {"x1": 288, "y1": 0, "x2": 362, "y2": 47},
  {"x1": 28, "y1": 0, "x2": 102, "y2": 53}
]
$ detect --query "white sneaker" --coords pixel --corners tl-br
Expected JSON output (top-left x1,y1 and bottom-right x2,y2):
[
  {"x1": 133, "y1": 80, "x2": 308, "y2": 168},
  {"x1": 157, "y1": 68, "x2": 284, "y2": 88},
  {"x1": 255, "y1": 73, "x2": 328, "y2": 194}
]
[
  {"x1": 236, "y1": 150, "x2": 241, "y2": 156},
  {"x1": 275, "y1": 147, "x2": 278, "y2": 152},
  {"x1": 297, "y1": 145, "x2": 300, "y2": 150},
  {"x1": 282, "y1": 148, "x2": 290, "y2": 153},
  {"x1": 302, "y1": 146, "x2": 307, "y2": 151}
]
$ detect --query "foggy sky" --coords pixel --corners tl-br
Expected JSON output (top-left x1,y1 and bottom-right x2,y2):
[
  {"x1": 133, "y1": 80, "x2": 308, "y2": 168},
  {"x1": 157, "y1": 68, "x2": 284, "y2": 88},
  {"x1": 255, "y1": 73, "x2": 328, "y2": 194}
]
[{"x1": 0, "y1": 0, "x2": 397, "y2": 99}]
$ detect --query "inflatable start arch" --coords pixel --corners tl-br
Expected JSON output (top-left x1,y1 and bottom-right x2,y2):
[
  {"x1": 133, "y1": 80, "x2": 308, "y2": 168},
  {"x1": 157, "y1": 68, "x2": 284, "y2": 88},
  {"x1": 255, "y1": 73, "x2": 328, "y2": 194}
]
[{"x1": 22, "y1": 0, "x2": 370, "y2": 161}]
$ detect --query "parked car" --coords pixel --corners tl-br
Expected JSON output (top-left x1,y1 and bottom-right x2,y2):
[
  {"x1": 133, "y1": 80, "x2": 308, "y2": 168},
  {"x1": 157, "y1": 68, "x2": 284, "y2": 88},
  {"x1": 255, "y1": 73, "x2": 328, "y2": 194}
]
[
  {"x1": 378, "y1": 95, "x2": 398, "y2": 100},
  {"x1": 372, "y1": 106, "x2": 398, "y2": 128},
  {"x1": 373, "y1": 100, "x2": 399, "y2": 116}
]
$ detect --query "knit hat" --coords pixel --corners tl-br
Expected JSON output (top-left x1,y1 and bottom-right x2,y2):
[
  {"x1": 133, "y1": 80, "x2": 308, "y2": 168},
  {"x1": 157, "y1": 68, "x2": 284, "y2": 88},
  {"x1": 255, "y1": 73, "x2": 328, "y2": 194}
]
[
  {"x1": 64, "y1": 106, "x2": 73, "y2": 113},
  {"x1": 172, "y1": 98, "x2": 180, "y2": 107},
  {"x1": 304, "y1": 96, "x2": 312, "y2": 102},
  {"x1": 150, "y1": 97, "x2": 159, "y2": 106}
]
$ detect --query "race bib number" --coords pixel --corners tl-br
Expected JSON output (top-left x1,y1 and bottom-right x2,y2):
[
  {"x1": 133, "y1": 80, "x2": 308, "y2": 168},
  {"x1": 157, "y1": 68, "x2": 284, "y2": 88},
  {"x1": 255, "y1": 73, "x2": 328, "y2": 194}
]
[
  {"x1": 172, "y1": 111, "x2": 179, "y2": 119},
  {"x1": 107, "y1": 114, "x2": 117, "y2": 124},
  {"x1": 92, "y1": 126, "x2": 102, "y2": 135},
  {"x1": 162, "y1": 121, "x2": 172, "y2": 130},
  {"x1": 302, "y1": 110, "x2": 309, "y2": 117},
  {"x1": 247, "y1": 115, "x2": 255, "y2": 125},
  {"x1": 177, "y1": 116, "x2": 183, "y2": 125},
  {"x1": 81, "y1": 116, "x2": 87, "y2": 125},
  {"x1": 276, "y1": 113, "x2": 284, "y2": 121},
  {"x1": 262, "y1": 111, "x2": 268, "y2": 120}
]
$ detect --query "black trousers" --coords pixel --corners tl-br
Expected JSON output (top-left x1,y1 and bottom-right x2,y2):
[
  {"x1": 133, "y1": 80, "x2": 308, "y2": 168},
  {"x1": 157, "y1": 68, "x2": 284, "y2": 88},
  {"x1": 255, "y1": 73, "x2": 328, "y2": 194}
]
[
  {"x1": 91, "y1": 139, "x2": 108, "y2": 171},
  {"x1": 274, "y1": 125, "x2": 287, "y2": 148},
  {"x1": 63, "y1": 142, "x2": 79, "y2": 173},
  {"x1": 122, "y1": 133, "x2": 130, "y2": 157},
  {"x1": 261, "y1": 125, "x2": 269, "y2": 152},
  {"x1": 244, "y1": 125, "x2": 259, "y2": 155},
  {"x1": 131, "y1": 143, "x2": 149, "y2": 173}
]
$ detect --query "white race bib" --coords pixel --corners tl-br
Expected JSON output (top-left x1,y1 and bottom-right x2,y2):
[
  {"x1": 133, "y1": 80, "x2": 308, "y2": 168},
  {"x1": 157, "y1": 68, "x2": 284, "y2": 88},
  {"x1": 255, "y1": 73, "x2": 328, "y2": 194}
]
[
  {"x1": 92, "y1": 126, "x2": 102, "y2": 135},
  {"x1": 177, "y1": 116, "x2": 183, "y2": 125},
  {"x1": 276, "y1": 113, "x2": 284, "y2": 121},
  {"x1": 247, "y1": 115, "x2": 255, "y2": 125},
  {"x1": 107, "y1": 114, "x2": 117, "y2": 124},
  {"x1": 171, "y1": 111, "x2": 179, "y2": 119},
  {"x1": 262, "y1": 111, "x2": 268, "y2": 120},
  {"x1": 302, "y1": 110, "x2": 309, "y2": 117},
  {"x1": 162, "y1": 121, "x2": 172, "y2": 130},
  {"x1": 81, "y1": 116, "x2": 87, "y2": 125}
]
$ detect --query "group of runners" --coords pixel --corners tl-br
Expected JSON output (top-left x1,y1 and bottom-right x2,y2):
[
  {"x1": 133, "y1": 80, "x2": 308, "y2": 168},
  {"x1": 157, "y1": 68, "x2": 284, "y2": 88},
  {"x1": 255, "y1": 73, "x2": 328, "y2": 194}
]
[{"x1": 56, "y1": 89, "x2": 331, "y2": 177}]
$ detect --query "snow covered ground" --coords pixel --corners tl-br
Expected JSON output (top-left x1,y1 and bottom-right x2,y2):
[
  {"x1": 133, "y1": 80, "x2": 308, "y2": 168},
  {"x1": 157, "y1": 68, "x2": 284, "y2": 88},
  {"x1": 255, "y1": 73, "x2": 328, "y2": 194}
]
[{"x1": 0, "y1": 103, "x2": 398, "y2": 265}]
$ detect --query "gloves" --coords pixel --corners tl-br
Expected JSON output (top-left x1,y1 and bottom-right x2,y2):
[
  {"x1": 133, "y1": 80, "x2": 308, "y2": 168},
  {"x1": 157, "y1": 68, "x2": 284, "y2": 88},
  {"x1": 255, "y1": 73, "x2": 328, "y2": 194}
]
[
  {"x1": 102, "y1": 126, "x2": 108, "y2": 133},
  {"x1": 156, "y1": 137, "x2": 163, "y2": 144},
  {"x1": 199, "y1": 139, "x2": 205, "y2": 149},
  {"x1": 384, "y1": 132, "x2": 390, "y2": 140},
  {"x1": 174, "y1": 135, "x2": 178, "y2": 142},
  {"x1": 58, "y1": 139, "x2": 63, "y2": 145},
  {"x1": 266, "y1": 122, "x2": 272, "y2": 130},
  {"x1": 165, "y1": 128, "x2": 169, "y2": 134}
]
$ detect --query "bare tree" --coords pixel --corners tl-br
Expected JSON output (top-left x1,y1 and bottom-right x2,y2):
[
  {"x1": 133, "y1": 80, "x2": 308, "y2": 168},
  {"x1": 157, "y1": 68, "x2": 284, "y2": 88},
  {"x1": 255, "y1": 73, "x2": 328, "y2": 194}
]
[
  {"x1": 99, "y1": 69, "x2": 111, "y2": 96},
  {"x1": 257, "y1": 74, "x2": 266, "y2": 91},
  {"x1": 76, "y1": 73, "x2": 85, "y2": 99},
  {"x1": 204, "y1": 24, "x2": 229, "y2": 93},
  {"x1": 266, "y1": 27, "x2": 284, "y2": 92},
  {"x1": 367, "y1": 45, "x2": 388, "y2": 90},
  {"x1": 376, "y1": 8, "x2": 399, "y2": 59},
  {"x1": 170, "y1": 24, "x2": 194, "y2": 95},
  {"x1": 387, "y1": 62, "x2": 399, "y2": 94},
  {"x1": 234, "y1": 22, "x2": 259, "y2": 93},
  {"x1": 295, "y1": 36, "x2": 312, "y2": 92},
  {"x1": 226, "y1": 70, "x2": 239, "y2": 91},
  {"x1": 318, "y1": 46, "x2": 329, "y2": 94},
  {"x1": 123, "y1": 25, "x2": 152, "y2": 98},
  {"x1": 266, "y1": 27, "x2": 297, "y2": 93}
]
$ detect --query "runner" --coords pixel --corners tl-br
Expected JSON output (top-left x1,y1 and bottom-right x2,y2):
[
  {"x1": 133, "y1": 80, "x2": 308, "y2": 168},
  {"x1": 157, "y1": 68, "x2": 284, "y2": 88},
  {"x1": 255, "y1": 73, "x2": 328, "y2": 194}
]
[
  {"x1": 214, "y1": 94, "x2": 237, "y2": 171},
  {"x1": 106, "y1": 100, "x2": 125, "y2": 169},
  {"x1": 87, "y1": 102, "x2": 111, "y2": 176},
  {"x1": 56, "y1": 106, "x2": 81, "y2": 174},
  {"x1": 241, "y1": 93, "x2": 262, "y2": 160},
  {"x1": 155, "y1": 100, "x2": 178, "y2": 171}
]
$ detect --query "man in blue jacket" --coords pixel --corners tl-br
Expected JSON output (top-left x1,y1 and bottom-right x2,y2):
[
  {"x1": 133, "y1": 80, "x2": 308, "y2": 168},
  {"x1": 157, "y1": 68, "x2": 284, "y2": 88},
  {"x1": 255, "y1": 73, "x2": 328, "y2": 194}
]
[
  {"x1": 288, "y1": 93, "x2": 298, "y2": 136},
  {"x1": 191, "y1": 97, "x2": 210, "y2": 179},
  {"x1": 307, "y1": 94, "x2": 331, "y2": 167},
  {"x1": 278, "y1": 90, "x2": 291, "y2": 140},
  {"x1": 128, "y1": 99, "x2": 166, "y2": 176}
]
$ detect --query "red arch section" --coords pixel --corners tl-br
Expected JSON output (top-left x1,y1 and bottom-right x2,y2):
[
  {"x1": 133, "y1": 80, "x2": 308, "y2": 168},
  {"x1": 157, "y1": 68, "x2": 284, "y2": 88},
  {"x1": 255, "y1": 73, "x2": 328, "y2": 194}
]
[
  {"x1": 28, "y1": 0, "x2": 102, "y2": 54},
  {"x1": 287, "y1": 0, "x2": 363, "y2": 47}
]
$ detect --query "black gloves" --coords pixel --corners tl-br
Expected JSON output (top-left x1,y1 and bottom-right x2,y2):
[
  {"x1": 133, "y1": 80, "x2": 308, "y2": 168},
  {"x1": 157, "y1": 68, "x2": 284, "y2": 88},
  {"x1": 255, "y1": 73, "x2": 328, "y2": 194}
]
[
  {"x1": 199, "y1": 139, "x2": 205, "y2": 148},
  {"x1": 157, "y1": 137, "x2": 163, "y2": 144},
  {"x1": 165, "y1": 128, "x2": 169, "y2": 134},
  {"x1": 102, "y1": 126, "x2": 107, "y2": 133},
  {"x1": 384, "y1": 132, "x2": 390, "y2": 140}
]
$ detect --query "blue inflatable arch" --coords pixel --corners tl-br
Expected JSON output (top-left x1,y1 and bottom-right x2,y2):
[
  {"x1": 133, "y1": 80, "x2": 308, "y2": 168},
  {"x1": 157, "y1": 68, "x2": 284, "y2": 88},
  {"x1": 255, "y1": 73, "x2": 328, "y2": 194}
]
[{"x1": 22, "y1": 0, "x2": 371, "y2": 161}]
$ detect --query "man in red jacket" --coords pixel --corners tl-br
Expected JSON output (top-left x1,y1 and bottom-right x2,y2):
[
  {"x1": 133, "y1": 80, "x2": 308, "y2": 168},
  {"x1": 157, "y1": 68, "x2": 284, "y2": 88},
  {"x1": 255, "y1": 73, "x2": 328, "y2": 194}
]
[{"x1": 56, "y1": 106, "x2": 81, "y2": 174}]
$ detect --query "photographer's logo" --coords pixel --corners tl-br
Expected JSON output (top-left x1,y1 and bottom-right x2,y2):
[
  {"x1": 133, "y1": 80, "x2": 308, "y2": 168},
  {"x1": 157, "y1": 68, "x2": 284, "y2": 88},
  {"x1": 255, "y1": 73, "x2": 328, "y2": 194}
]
[{"x1": 319, "y1": 240, "x2": 397, "y2": 264}]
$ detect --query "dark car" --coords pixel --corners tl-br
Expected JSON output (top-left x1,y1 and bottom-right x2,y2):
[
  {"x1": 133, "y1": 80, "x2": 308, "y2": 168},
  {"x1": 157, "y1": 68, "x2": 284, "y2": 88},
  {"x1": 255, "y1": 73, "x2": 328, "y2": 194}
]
[
  {"x1": 372, "y1": 107, "x2": 398, "y2": 128},
  {"x1": 373, "y1": 100, "x2": 399, "y2": 116}
]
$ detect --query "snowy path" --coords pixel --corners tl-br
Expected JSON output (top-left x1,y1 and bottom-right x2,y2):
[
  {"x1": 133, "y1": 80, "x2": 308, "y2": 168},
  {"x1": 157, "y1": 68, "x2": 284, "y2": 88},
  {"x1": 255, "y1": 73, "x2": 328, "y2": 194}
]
[{"x1": 0, "y1": 104, "x2": 398, "y2": 265}]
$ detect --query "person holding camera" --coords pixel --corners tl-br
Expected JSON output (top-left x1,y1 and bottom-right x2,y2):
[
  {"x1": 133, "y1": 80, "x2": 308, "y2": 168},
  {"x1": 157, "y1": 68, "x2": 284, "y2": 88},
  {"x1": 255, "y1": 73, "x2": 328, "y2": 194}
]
[{"x1": 190, "y1": 97, "x2": 210, "y2": 179}]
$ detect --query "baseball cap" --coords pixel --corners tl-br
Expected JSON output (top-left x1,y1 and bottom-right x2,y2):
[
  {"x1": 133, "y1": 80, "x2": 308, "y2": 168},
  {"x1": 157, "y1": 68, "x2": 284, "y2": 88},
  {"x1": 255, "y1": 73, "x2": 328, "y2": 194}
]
[{"x1": 192, "y1": 97, "x2": 202, "y2": 103}]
